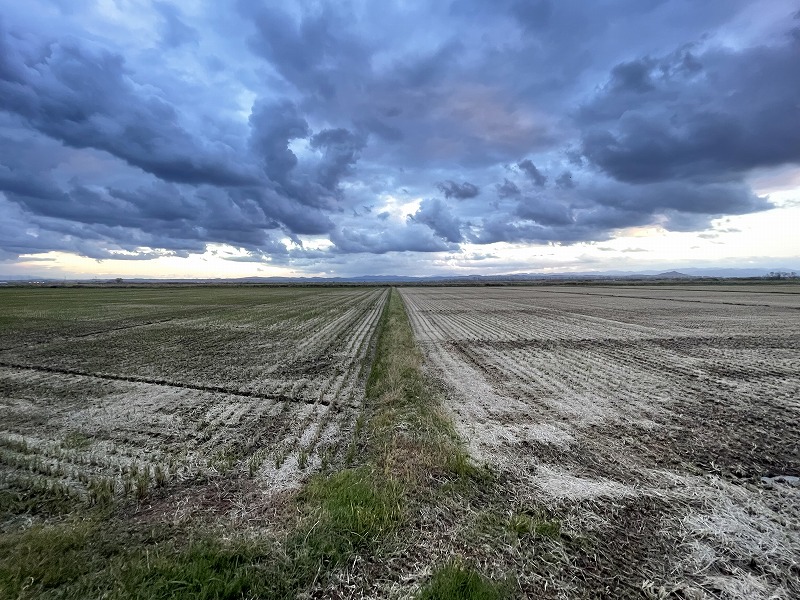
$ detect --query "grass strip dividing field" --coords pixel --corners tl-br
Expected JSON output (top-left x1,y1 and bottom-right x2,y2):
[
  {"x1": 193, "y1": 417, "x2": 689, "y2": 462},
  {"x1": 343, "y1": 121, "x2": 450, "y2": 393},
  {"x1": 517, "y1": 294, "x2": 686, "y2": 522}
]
[
  {"x1": 248, "y1": 287, "x2": 506, "y2": 597},
  {"x1": 307, "y1": 288, "x2": 508, "y2": 597},
  {"x1": 364, "y1": 288, "x2": 479, "y2": 485}
]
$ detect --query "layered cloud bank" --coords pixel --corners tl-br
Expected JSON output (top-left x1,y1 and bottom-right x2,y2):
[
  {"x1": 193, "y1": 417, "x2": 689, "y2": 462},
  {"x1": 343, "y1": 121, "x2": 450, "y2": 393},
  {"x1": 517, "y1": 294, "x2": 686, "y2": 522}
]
[{"x1": 0, "y1": 1, "x2": 798, "y2": 275}]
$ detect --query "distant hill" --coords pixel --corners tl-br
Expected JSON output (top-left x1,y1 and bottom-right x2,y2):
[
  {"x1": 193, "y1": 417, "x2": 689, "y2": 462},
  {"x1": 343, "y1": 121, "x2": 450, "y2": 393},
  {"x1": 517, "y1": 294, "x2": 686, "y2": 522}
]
[
  {"x1": 652, "y1": 271, "x2": 694, "y2": 279},
  {"x1": 1, "y1": 266, "x2": 797, "y2": 284}
]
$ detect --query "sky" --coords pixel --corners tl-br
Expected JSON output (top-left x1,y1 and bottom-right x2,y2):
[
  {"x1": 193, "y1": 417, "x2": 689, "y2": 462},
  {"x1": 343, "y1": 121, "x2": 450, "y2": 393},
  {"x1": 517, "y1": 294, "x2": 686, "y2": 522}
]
[{"x1": 0, "y1": 0, "x2": 798, "y2": 279}]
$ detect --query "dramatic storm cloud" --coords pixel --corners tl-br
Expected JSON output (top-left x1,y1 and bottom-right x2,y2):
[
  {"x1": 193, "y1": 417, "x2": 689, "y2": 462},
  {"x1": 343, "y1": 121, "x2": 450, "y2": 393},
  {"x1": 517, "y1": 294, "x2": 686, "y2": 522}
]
[{"x1": 0, "y1": 1, "x2": 797, "y2": 276}]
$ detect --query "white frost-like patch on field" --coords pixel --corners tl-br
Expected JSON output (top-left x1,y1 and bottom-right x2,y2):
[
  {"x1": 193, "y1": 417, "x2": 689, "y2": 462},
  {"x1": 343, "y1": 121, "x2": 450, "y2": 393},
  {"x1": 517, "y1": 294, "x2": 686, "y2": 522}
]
[
  {"x1": 418, "y1": 345, "x2": 530, "y2": 461},
  {"x1": 676, "y1": 474, "x2": 800, "y2": 600},
  {"x1": 253, "y1": 457, "x2": 309, "y2": 492},
  {"x1": 513, "y1": 422, "x2": 574, "y2": 446},
  {"x1": 533, "y1": 465, "x2": 638, "y2": 500},
  {"x1": 542, "y1": 393, "x2": 620, "y2": 425},
  {"x1": 64, "y1": 384, "x2": 187, "y2": 435}
]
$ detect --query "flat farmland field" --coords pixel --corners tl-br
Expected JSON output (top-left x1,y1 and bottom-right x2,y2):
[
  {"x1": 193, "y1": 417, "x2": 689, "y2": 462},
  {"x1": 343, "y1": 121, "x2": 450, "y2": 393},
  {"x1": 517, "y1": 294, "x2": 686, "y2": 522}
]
[
  {"x1": 400, "y1": 285, "x2": 800, "y2": 598},
  {"x1": 0, "y1": 286, "x2": 387, "y2": 511},
  {"x1": 1, "y1": 283, "x2": 798, "y2": 599}
]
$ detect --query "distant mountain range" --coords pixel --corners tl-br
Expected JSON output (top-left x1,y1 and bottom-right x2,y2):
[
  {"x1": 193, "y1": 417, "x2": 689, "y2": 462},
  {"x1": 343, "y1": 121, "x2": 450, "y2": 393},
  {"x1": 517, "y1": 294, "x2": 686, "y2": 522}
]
[{"x1": 1, "y1": 267, "x2": 797, "y2": 284}]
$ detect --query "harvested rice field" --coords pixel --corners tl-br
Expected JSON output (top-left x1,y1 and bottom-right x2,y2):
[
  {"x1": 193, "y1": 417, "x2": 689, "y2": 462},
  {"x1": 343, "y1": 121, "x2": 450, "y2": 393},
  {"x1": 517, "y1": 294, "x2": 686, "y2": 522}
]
[
  {"x1": 0, "y1": 287, "x2": 387, "y2": 517},
  {"x1": 0, "y1": 283, "x2": 798, "y2": 599},
  {"x1": 400, "y1": 285, "x2": 800, "y2": 599}
]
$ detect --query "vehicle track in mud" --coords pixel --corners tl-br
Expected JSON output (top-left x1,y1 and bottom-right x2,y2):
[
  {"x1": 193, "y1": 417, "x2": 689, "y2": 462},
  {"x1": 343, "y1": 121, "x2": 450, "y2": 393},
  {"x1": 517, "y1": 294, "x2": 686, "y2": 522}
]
[
  {"x1": 0, "y1": 361, "x2": 356, "y2": 408},
  {"x1": 400, "y1": 285, "x2": 800, "y2": 599}
]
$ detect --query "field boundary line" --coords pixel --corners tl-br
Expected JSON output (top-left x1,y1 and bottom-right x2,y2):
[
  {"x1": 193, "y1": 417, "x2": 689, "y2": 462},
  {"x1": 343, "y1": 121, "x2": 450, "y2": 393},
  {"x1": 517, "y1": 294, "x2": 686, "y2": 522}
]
[
  {"x1": 532, "y1": 288, "x2": 800, "y2": 309},
  {"x1": 618, "y1": 285, "x2": 800, "y2": 295},
  {"x1": 0, "y1": 360, "x2": 358, "y2": 409},
  {"x1": 0, "y1": 316, "x2": 184, "y2": 353},
  {"x1": 458, "y1": 333, "x2": 799, "y2": 351}
]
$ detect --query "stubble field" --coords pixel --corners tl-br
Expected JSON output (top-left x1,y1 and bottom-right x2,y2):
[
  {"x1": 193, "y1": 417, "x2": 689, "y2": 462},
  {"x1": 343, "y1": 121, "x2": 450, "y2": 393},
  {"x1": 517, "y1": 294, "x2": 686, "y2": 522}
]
[
  {"x1": 0, "y1": 283, "x2": 798, "y2": 599},
  {"x1": 401, "y1": 284, "x2": 800, "y2": 598},
  {"x1": 0, "y1": 286, "x2": 387, "y2": 520}
]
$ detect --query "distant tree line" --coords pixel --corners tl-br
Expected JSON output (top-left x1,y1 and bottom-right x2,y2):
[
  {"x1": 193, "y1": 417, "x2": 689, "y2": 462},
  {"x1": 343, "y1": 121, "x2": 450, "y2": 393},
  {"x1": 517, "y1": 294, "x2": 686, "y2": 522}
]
[{"x1": 765, "y1": 271, "x2": 797, "y2": 279}]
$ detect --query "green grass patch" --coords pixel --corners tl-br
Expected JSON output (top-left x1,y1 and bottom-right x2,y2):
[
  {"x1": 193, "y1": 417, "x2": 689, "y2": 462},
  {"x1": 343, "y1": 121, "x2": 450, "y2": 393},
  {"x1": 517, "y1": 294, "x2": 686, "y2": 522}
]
[
  {"x1": 61, "y1": 431, "x2": 92, "y2": 450},
  {"x1": 445, "y1": 453, "x2": 495, "y2": 485},
  {"x1": 256, "y1": 466, "x2": 404, "y2": 591},
  {"x1": 0, "y1": 517, "x2": 286, "y2": 600},
  {"x1": 417, "y1": 560, "x2": 508, "y2": 600},
  {"x1": 301, "y1": 467, "x2": 401, "y2": 552},
  {"x1": 0, "y1": 478, "x2": 80, "y2": 522},
  {"x1": 0, "y1": 518, "x2": 97, "y2": 596},
  {"x1": 0, "y1": 472, "x2": 398, "y2": 599},
  {"x1": 506, "y1": 511, "x2": 561, "y2": 539}
]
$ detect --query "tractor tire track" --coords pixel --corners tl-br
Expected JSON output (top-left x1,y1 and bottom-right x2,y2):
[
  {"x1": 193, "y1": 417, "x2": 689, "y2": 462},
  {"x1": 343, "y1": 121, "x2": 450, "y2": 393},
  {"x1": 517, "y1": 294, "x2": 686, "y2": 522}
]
[{"x1": 0, "y1": 361, "x2": 358, "y2": 409}]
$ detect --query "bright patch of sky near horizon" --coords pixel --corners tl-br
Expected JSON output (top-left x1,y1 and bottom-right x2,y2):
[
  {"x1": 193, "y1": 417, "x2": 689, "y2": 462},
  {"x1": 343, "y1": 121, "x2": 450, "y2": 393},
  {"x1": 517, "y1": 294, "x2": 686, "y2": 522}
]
[{"x1": 0, "y1": 0, "x2": 798, "y2": 278}]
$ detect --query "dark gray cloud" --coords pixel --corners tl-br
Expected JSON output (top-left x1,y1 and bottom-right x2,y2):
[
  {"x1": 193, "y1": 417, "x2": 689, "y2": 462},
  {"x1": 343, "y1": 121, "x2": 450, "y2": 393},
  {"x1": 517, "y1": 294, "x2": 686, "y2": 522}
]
[
  {"x1": 309, "y1": 128, "x2": 367, "y2": 191},
  {"x1": 466, "y1": 177, "x2": 768, "y2": 247},
  {"x1": 411, "y1": 198, "x2": 463, "y2": 243},
  {"x1": 239, "y1": 1, "x2": 557, "y2": 169},
  {"x1": 496, "y1": 178, "x2": 521, "y2": 198},
  {"x1": 154, "y1": 2, "x2": 199, "y2": 48},
  {"x1": 555, "y1": 171, "x2": 575, "y2": 189},
  {"x1": 330, "y1": 224, "x2": 455, "y2": 254},
  {"x1": 2, "y1": 179, "x2": 283, "y2": 254},
  {"x1": 565, "y1": 150, "x2": 584, "y2": 167},
  {"x1": 580, "y1": 38, "x2": 800, "y2": 184},
  {"x1": 515, "y1": 196, "x2": 573, "y2": 227},
  {"x1": 244, "y1": 2, "x2": 367, "y2": 103},
  {"x1": 246, "y1": 100, "x2": 367, "y2": 219},
  {"x1": 437, "y1": 180, "x2": 480, "y2": 199},
  {"x1": 590, "y1": 180, "x2": 769, "y2": 216},
  {"x1": 510, "y1": 0, "x2": 555, "y2": 32},
  {"x1": 470, "y1": 215, "x2": 596, "y2": 246},
  {"x1": 0, "y1": 129, "x2": 329, "y2": 255},
  {"x1": 517, "y1": 159, "x2": 547, "y2": 187},
  {"x1": 250, "y1": 190, "x2": 333, "y2": 236},
  {"x1": 0, "y1": 26, "x2": 255, "y2": 187},
  {"x1": 249, "y1": 99, "x2": 310, "y2": 185}
]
